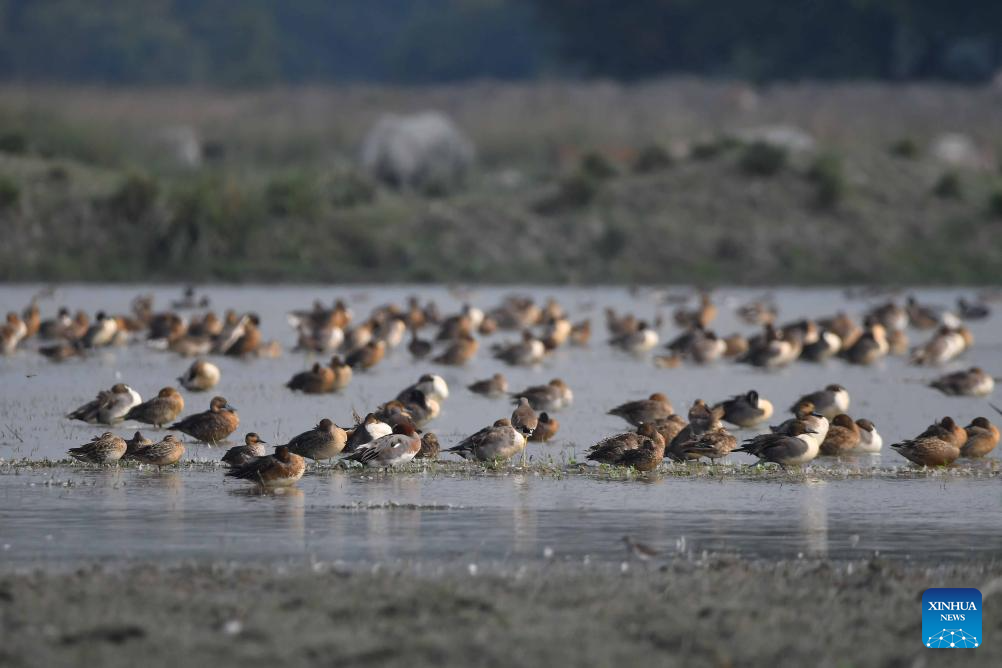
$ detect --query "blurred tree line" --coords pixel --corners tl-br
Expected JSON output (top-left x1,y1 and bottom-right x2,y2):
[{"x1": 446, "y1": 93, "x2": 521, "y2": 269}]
[
  {"x1": 0, "y1": 0, "x2": 999, "y2": 84},
  {"x1": 0, "y1": 0, "x2": 544, "y2": 84},
  {"x1": 536, "y1": 0, "x2": 1002, "y2": 81}
]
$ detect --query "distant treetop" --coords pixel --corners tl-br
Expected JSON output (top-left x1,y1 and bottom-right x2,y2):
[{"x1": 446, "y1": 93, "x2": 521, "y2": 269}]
[{"x1": 0, "y1": 0, "x2": 998, "y2": 84}]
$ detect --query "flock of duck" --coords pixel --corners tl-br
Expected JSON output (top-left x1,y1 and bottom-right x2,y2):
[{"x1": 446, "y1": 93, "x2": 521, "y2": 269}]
[{"x1": 3, "y1": 286, "x2": 999, "y2": 489}]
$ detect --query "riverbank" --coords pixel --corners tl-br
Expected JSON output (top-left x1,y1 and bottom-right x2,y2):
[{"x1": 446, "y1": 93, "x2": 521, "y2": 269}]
[
  {"x1": 2, "y1": 558, "x2": 999, "y2": 667},
  {"x1": 1, "y1": 81, "x2": 1001, "y2": 284}
]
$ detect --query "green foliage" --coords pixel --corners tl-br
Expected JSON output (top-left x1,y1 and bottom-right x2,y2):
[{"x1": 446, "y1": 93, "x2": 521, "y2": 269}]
[
  {"x1": 579, "y1": 152, "x2": 617, "y2": 180},
  {"x1": 807, "y1": 153, "x2": 848, "y2": 209},
  {"x1": 739, "y1": 142, "x2": 787, "y2": 177},
  {"x1": 265, "y1": 173, "x2": 322, "y2": 218},
  {"x1": 594, "y1": 226, "x2": 627, "y2": 260},
  {"x1": 989, "y1": 188, "x2": 1002, "y2": 218},
  {"x1": 533, "y1": 1, "x2": 1002, "y2": 82},
  {"x1": 691, "y1": 136, "x2": 739, "y2": 161},
  {"x1": 328, "y1": 170, "x2": 377, "y2": 209},
  {"x1": 889, "y1": 138, "x2": 920, "y2": 159},
  {"x1": 0, "y1": 175, "x2": 20, "y2": 210},
  {"x1": 108, "y1": 173, "x2": 159, "y2": 221},
  {"x1": 0, "y1": 131, "x2": 28, "y2": 155},
  {"x1": 535, "y1": 172, "x2": 599, "y2": 214},
  {"x1": 932, "y1": 172, "x2": 963, "y2": 199},
  {"x1": 632, "y1": 144, "x2": 673, "y2": 173},
  {"x1": 0, "y1": 0, "x2": 545, "y2": 85}
]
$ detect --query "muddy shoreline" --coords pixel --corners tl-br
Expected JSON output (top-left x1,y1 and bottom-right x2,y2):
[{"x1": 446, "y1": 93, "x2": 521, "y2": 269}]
[{"x1": 2, "y1": 558, "x2": 999, "y2": 667}]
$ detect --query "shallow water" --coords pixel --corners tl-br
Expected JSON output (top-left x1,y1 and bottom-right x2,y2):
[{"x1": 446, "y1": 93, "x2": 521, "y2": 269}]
[{"x1": 0, "y1": 285, "x2": 1000, "y2": 566}]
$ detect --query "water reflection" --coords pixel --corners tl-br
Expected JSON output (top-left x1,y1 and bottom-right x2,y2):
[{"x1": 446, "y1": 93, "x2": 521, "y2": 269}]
[
  {"x1": 799, "y1": 479, "x2": 829, "y2": 558},
  {"x1": 1, "y1": 467, "x2": 1001, "y2": 565}
]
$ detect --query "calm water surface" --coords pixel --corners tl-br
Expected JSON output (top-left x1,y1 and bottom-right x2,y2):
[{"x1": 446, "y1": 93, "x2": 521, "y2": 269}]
[{"x1": 0, "y1": 285, "x2": 999, "y2": 566}]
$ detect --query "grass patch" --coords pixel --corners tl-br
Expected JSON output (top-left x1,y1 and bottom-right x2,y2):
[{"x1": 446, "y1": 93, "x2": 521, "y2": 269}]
[
  {"x1": 807, "y1": 152, "x2": 848, "y2": 209},
  {"x1": 932, "y1": 171, "x2": 963, "y2": 199},
  {"x1": 738, "y1": 141, "x2": 787, "y2": 177}
]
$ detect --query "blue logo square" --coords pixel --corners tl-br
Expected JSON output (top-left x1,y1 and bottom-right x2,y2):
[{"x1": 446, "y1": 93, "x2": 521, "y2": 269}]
[{"x1": 923, "y1": 588, "x2": 982, "y2": 648}]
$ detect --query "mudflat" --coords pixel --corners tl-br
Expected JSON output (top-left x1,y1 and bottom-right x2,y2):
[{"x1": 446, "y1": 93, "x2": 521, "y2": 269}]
[{"x1": 1, "y1": 558, "x2": 999, "y2": 667}]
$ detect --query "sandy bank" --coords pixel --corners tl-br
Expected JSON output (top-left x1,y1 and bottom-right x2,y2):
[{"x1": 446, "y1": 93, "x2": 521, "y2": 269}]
[{"x1": 1, "y1": 558, "x2": 999, "y2": 667}]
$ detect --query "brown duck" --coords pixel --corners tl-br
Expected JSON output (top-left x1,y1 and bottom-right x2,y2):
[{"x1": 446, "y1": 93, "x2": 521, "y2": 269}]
[
  {"x1": 169, "y1": 396, "x2": 239, "y2": 443},
  {"x1": 618, "y1": 435, "x2": 666, "y2": 472},
  {"x1": 286, "y1": 362, "x2": 335, "y2": 394},
  {"x1": 961, "y1": 416, "x2": 999, "y2": 459},
  {"x1": 675, "y1": 427, "x2": 738, "y2": 461},
  {"x1": 529, "y1": 412, "x2": 560, "y2": 442},
  {"x1": 891, "y1": 435, "x2": 959, "y2": 467},
  {"x1": 124, "y1": 387, "x2": 185, "y2": 428},
  {"x1": 221, "y1": 433, "x2": 268, "y2": 467},
  {"x1": 819, "y1": 414, "x2": 861, "y2": 456},
  {"x1": 586, "y1": 424, "x2": 663, "y2": 465},
  {"x1": 345, "y1": 340, "x2": 386, "y2": 370},
  {"x1": 608, "y1": 392, "x2": 673, "y2": 427},
  {"x1": 433, "y1": 333, "x2": 478, "y2": 365},
  {"x1": 283, "y1": 418, "x2": 347, "y2": 463},
  {"x1": 226, "y1": 445, "x2": 306, "y2": 488}
]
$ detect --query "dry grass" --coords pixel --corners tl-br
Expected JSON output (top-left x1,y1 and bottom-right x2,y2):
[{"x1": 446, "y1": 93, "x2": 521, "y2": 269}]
[{"x1": 1, "y1": 80, "x2": 1001, "y2": 283}]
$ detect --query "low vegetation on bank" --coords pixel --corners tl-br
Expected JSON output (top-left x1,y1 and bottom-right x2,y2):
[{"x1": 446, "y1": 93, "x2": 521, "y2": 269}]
[{"x1": 1, "y1": 82, "x2": 1001, "y2": 284}]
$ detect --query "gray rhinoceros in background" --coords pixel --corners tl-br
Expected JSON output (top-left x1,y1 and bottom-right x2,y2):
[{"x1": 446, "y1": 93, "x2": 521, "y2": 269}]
[{"x1": 360, "y1": 111, "x2": 475, "y2": 194}]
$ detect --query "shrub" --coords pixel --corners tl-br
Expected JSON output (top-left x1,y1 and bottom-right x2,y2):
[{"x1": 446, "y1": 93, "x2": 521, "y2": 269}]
[
  {"x1": 45, "y1": 165, "x2": 71, "y2": 184},
  {"x1": 690, "y1": 136, "x2": 739, "y2": 161},
  {"x1": 109, "y1": 173, "x2": 160, "y2": 221},
  {"x1": 329, "y1": 170, "x2": 377, "y2": 208},
  {"x1": 889, "y1": 138, "x2": 920, "y2": 159},
  {"x1": 0, "y1": 175, "x2": 20, "y2": 210},
  {"x1": 579, "y1": 151, "x2": 617, "y2": 180},
  {"x1": 632, "y1": 144, "x2": 673, "y2": 173},
  {"x1": 0, "y1": 131, "x2": 27, "y2": 155},
  {"x1": 739, "y1": 141, "x2": 787, "y2": 176},
  {"x1": 932, "y1": 171, "x2": 963, "y2": 199},
  {"x1": 807, "y1": 153, "x2": 847, "y2": 209},
  {"x1": 265, "y1": 173, "x2": 321, "y2": 218},
  {"x1": 989, "y1": 188, "x2": 1002, "y2": 218},
  {"x1": 534, "y1": 171, "x2": 599, "y2": 214}
]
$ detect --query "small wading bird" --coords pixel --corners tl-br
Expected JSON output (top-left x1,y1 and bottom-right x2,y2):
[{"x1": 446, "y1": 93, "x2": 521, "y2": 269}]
[
  {"x1": 128, "y1": 434, "x2": 186, "y2": 469},
  {"x1": 68, "y1": 432, "x2": 127, "y2": 464},
  {"x1": 622, "y1": 535, "x2": 660, "y2": 562}
]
